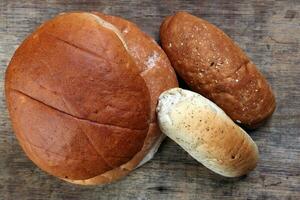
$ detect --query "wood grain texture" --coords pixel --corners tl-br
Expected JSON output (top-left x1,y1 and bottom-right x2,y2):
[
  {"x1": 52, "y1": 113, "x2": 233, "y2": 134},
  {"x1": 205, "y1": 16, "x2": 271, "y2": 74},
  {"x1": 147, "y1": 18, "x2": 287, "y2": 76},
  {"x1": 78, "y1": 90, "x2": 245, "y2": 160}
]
[{"x1": 0, "y1": 0, "x2": 299, "y2": 199}]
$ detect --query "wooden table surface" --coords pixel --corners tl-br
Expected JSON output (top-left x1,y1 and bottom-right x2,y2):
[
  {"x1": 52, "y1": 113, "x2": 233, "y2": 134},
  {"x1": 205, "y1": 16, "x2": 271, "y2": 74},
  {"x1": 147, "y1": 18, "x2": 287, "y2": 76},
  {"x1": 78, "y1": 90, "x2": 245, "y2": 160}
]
[{"x1": 0, "y1": 0, "x2": 299, "y2": 199}]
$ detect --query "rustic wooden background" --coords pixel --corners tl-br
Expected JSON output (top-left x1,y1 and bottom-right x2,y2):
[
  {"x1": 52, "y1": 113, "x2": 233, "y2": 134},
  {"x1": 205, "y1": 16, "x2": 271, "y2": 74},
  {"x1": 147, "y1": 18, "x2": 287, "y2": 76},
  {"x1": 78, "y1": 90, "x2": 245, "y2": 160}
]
[{"x1": 0, "y1": 0, "x2": 299, "y2": 199}]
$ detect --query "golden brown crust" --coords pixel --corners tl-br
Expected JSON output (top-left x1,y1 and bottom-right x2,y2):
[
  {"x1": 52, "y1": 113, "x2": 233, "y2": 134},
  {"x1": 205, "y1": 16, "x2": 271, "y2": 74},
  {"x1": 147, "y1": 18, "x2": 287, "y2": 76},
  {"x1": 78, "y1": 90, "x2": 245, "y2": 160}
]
[
  {"x1": 65, "y1": 12, "x2": 178, "y2": 185},
  {"x1": 160, "y1": 12, "x2": 275, "y2": 128},
  {"x1": 7, "y1": 90, "x2": 146, "y2": 180},
  {"x1": 93, "y1": 12, "x2": 178, "y2": 122},
  {"x1": 5, "y1": 12, "x2": 178, "y2": 184},
  {"x1": 66, "y1": 123, "x2": 162, "y2": 185}
]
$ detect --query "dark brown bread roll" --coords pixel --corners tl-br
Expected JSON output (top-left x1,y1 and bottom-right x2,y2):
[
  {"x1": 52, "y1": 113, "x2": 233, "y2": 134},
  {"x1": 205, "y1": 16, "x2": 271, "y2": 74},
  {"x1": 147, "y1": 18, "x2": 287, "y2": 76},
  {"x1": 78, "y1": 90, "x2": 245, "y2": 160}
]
[
  {"x1": 160, "y1": 12, "x2": 276, "y2": 128},
  {"x1": 5, "y1": 12, "x2": 178, "y2": 185}
]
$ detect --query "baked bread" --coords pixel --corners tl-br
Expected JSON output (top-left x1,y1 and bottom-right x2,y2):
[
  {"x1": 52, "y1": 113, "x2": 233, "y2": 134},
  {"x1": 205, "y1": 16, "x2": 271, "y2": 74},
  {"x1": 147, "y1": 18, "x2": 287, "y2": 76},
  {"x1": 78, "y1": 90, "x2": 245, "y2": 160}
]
[
  {"x1": 160, "y1": 12, "x2": 276, "y2": 128},
  {"x1": 157, "y1": 88, "x2": 259, "y2": 177},
  {"x1": 5, "y1": 12, "x2": 178, "y2": 185}
]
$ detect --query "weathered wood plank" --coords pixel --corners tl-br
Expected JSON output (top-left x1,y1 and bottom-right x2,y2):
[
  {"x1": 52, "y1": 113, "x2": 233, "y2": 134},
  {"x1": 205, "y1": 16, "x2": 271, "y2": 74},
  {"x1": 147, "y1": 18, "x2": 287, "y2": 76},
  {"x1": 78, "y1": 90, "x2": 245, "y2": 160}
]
[{"x1": 0, "y1": 0, "x2": 299, "y2": 199}]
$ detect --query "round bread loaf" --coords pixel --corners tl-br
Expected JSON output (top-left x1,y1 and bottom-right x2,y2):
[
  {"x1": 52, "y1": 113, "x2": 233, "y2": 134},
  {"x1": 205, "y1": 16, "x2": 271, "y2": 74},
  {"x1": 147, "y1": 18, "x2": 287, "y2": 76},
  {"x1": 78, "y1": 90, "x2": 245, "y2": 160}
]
[
  {"x1": 5, "y1": 12, "x2": 178, "y2": 185},
  {"x1": 160, "y1": 12, "x2": 276, "y2": 128},
  {"x1": 157, "y1": 88, "x2": 259, "y2": 177}
]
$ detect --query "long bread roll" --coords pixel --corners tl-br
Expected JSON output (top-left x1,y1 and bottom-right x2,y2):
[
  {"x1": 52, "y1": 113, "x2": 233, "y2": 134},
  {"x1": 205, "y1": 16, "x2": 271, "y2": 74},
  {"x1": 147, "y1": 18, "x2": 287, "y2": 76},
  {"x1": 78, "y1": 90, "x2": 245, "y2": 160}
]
[
  {"x1": 160, "y1": 12, "x2": 276, "y2": 128},
  {"x1": 156, "y1": 88, "x2": 259, "y2": 177}
]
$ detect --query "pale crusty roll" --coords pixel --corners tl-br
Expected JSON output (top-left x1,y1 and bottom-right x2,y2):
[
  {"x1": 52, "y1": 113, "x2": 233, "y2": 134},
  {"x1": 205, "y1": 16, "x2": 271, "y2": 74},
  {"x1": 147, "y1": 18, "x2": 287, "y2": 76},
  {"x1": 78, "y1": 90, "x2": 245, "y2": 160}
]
[{"x1": 156, "y1": 88, "x2": 259, "y2": 177}]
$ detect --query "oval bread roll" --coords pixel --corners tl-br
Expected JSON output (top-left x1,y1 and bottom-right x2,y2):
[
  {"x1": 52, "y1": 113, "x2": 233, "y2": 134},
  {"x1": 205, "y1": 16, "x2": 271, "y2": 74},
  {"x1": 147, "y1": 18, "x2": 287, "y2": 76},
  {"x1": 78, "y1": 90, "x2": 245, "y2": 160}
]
[
  {"x1": 156, "y1": 88, "x2": 259, "y2": 177},
  {"x1": 160, "y1": 12, "x2": 276, "y2": 128}
]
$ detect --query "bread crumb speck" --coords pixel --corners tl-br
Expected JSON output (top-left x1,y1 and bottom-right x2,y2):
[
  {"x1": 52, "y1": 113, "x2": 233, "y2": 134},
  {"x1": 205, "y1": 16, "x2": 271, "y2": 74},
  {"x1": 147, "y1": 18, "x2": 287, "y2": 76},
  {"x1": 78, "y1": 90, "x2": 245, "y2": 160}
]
[{"x1": 122, "y1": 28, "x2": 129, "y2": 34}]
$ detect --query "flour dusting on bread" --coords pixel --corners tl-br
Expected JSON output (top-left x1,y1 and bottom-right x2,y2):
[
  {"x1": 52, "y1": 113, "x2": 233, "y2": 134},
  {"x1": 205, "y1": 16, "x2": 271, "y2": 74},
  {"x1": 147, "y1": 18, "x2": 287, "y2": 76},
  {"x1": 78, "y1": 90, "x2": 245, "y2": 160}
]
[
  {"x1": 145, "y1": 51, "x2": 160, "y2": 69},
  {"x1": 86, "y1": 13, "x2": 128, "y2": 50},
  {"x1": 157, "y1": 88, "x2": 259, "y2": 177}
]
